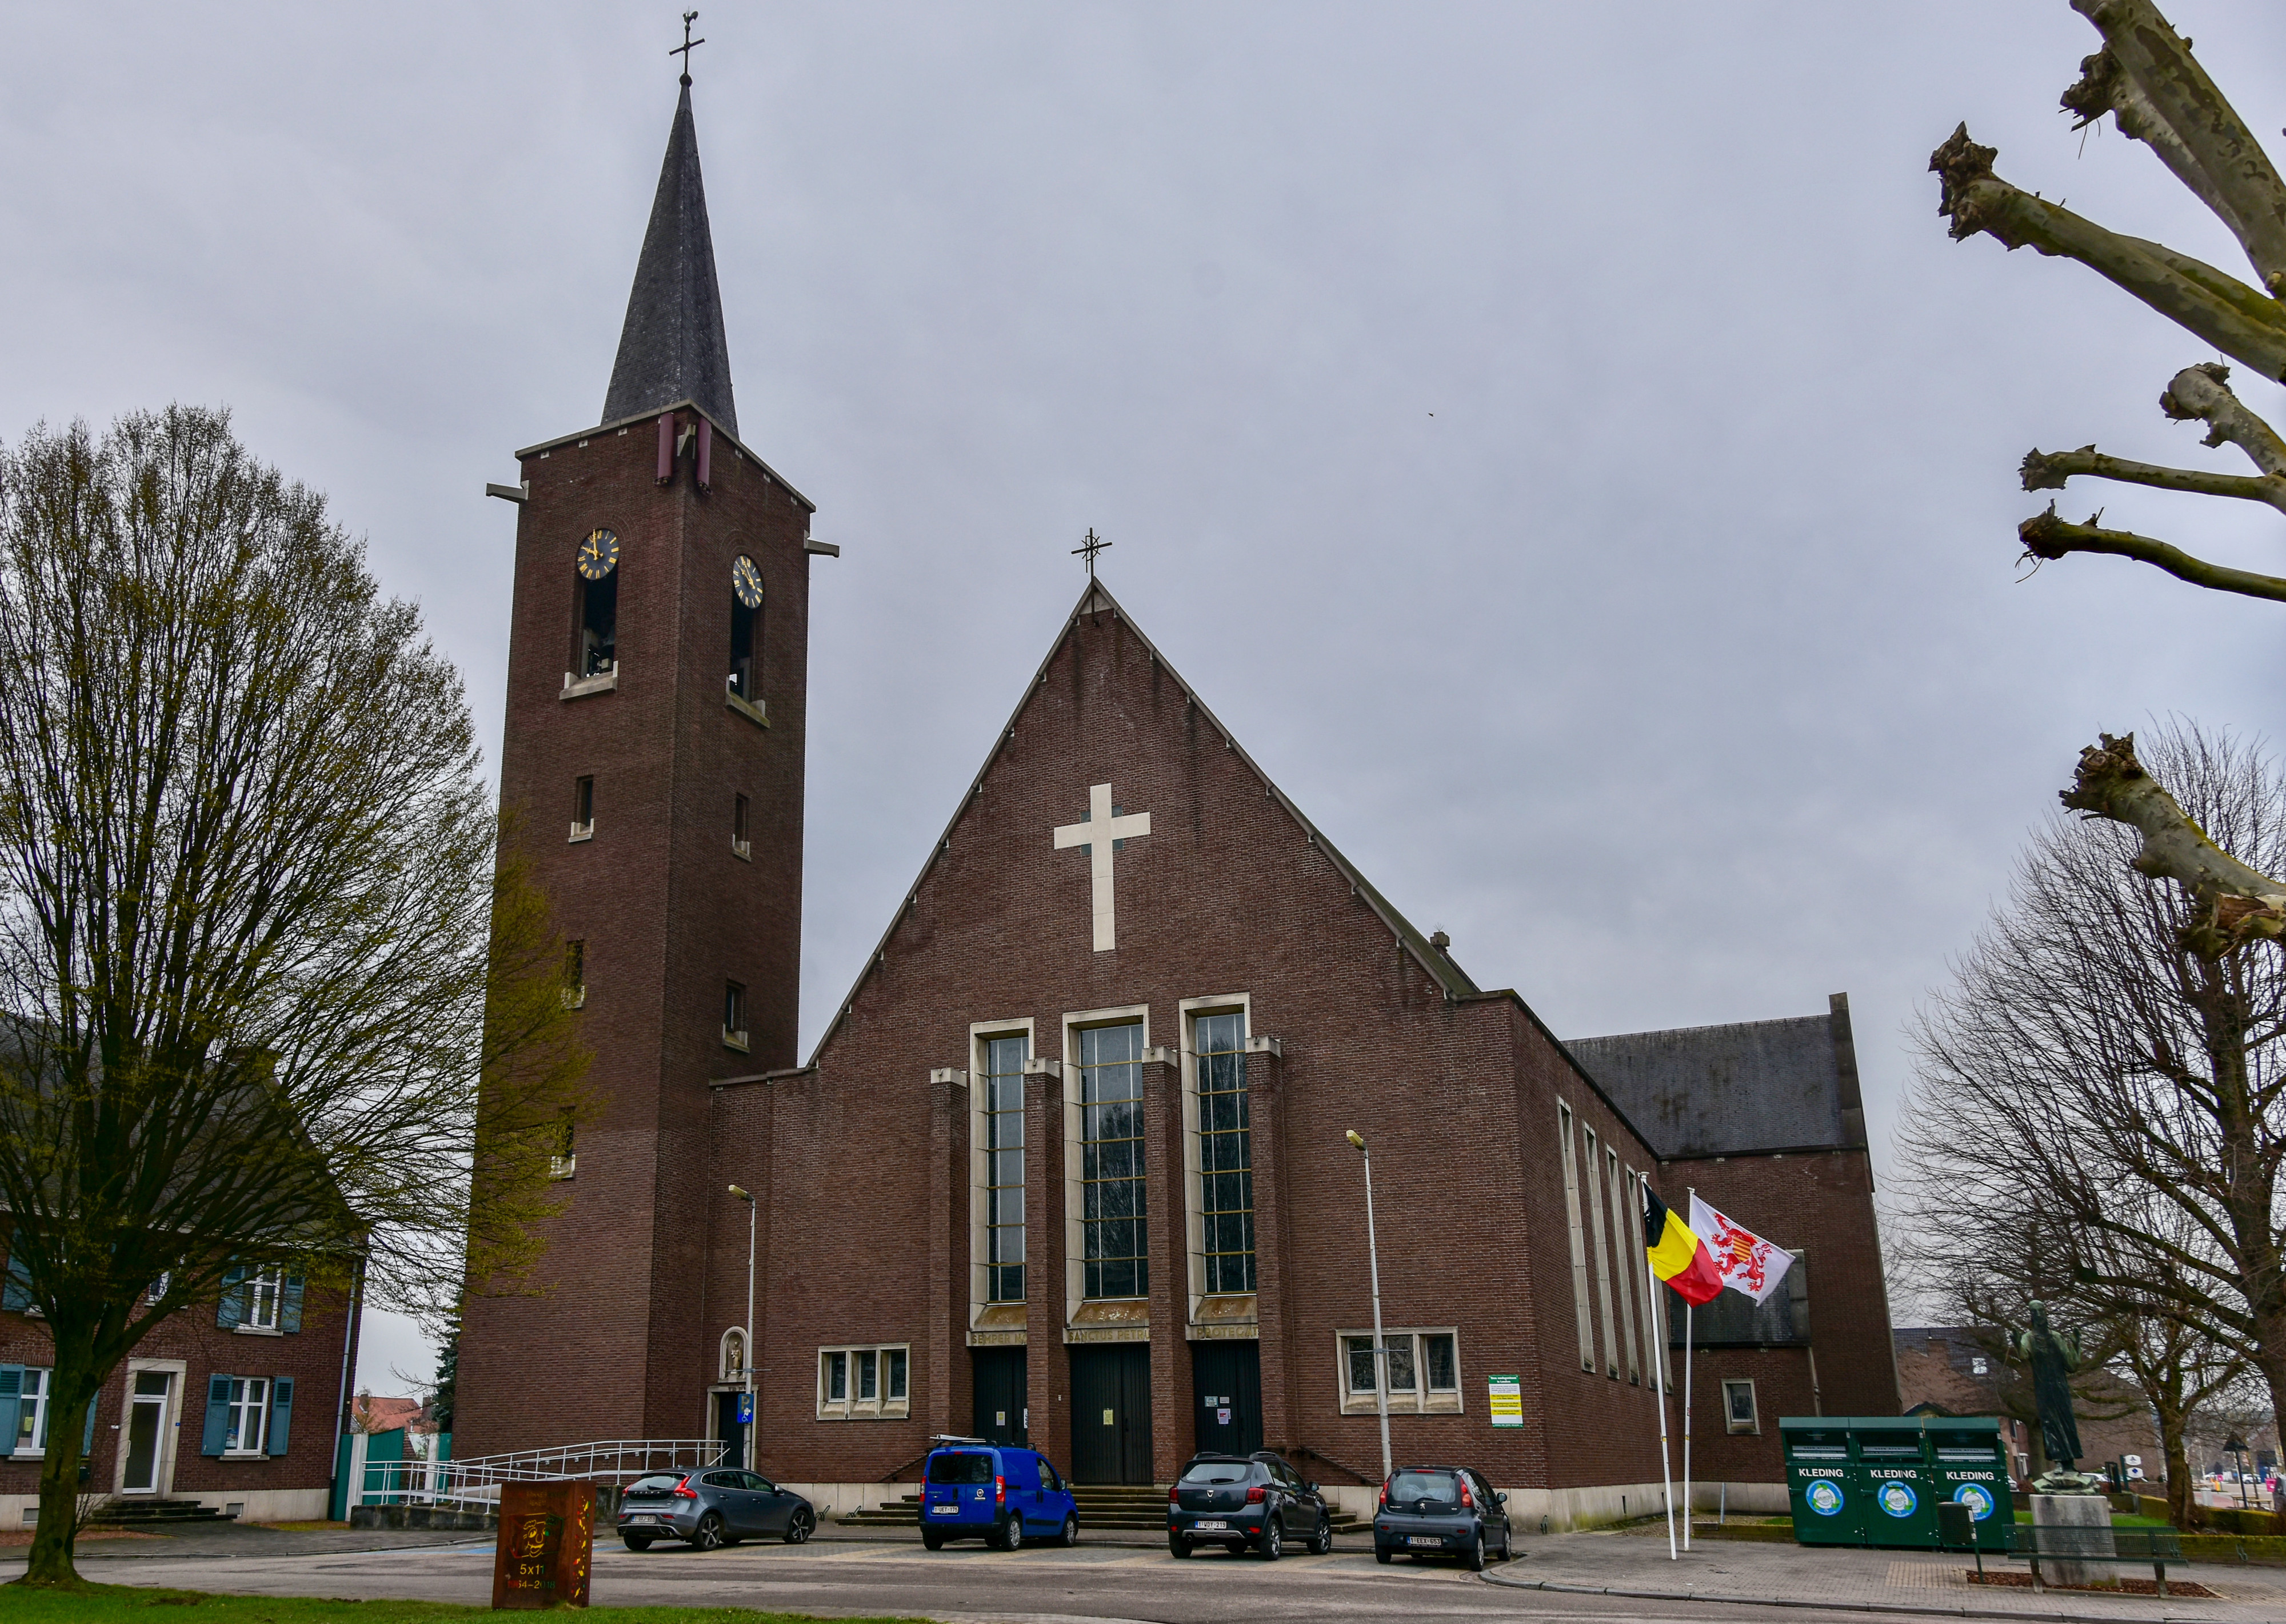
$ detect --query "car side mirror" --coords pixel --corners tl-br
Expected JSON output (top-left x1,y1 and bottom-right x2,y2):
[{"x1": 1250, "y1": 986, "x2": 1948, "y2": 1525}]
[{"x1": 1496, "y1": 1491, "x2": 1509, "y2": 1505}]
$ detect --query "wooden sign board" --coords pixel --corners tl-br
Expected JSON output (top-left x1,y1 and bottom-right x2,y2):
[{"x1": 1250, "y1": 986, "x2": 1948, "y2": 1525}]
[{"x1": 491, "y1": 1479, "x2": 594, "y2": 1610}]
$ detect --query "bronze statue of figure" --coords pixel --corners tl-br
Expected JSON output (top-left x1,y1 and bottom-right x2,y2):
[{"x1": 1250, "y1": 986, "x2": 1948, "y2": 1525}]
[{"x1": 2014, "y1": 1299, "x2": 2092, "y2": 1489}]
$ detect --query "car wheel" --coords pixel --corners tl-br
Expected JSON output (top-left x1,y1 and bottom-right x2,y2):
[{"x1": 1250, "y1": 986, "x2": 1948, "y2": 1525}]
[
  {"x1": 1309, "y1": 1513, "x2": 1333, "y2": 1555},
  {"x1": 692, "y1": 1512, "x2": 725, "y2": 1551},
  {"x1": 922, "y1": 1530, "x2": 944, "y2": 1551},
  {"x1": 1060, "y1": 1513, "x2": 1080, "y2": 1548},
  {"x1": 1375, "y1": 1546, "x2": 1393, "y2": 1565},
  {"x1": 782, "y1": 1507, "x2": 814, "y2": 1545},
  {"x1": 621, "y1": 1533, "x2": 654, "y2": 1552},
  {"x1": 998, "y1": 1514, "x2": 1023, "y2": 1551},
  {"x1": 1500, "y1": 1529, "x2": 1516, "y2": 1562},
  {"x1": 1169, "y1": 1534, "x2": 1193, "y2": 1558},
  {"x1": 1258, "y1": 1517, "x2": 1282, "y2": 1561},
  {"x1": 1465, "y1": 1533, "x2": 1486, "y2": 1573}
]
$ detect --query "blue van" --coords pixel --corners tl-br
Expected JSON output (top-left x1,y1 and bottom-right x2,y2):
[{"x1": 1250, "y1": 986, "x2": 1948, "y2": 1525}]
[{"x1": 919, "y1": 1437, "x2": 1079, "y2": 1550}]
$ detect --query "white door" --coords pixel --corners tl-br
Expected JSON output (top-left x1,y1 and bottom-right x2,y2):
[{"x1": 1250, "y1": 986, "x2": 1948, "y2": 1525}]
[{"x1": 119, "y1": 1371, "x2": 173, "y2": 1495}]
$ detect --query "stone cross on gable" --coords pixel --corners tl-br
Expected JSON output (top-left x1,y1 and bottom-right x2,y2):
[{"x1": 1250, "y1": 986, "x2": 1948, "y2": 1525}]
[{"x1": 1053, "y1": 783, "x2": 1151, "y2": 952}]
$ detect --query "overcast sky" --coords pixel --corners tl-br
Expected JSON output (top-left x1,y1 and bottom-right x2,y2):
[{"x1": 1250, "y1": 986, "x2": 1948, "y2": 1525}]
[{"x1": 7, "y1": 2, "x2": 2285, "y2": 1397}]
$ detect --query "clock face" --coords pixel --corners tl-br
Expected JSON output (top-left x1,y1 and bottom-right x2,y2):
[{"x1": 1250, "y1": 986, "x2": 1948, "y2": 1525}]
[
  {"x1": 732, "y1": 555, "x2": 764, "y2": 609},
  {"x1": 576, "y1": 527, "x2": 620, "y2": 581}
]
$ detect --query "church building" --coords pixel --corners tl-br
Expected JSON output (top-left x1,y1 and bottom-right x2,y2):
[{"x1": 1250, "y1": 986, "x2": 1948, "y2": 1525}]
[{"x1": 454, "y1": 77, "x2": 1899, "y2": 1524}]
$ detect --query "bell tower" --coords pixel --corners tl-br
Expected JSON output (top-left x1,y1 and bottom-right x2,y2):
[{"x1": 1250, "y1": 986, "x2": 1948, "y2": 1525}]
[{"x1": 456, "y1": 70, "x2": 825, "y2": 1456}]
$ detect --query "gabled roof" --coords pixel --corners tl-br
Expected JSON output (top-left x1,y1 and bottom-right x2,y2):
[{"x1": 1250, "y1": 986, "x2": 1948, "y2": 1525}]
[
  {"x1": 602, "y1": 83, "x2": 738, "y2": 436},
  {"x1": 1562, "y1": 995, "x2": 1867, "y2": 1159},
  {"x1": 804, "y1": 578, "x2": 1482, "y2": 1065}
]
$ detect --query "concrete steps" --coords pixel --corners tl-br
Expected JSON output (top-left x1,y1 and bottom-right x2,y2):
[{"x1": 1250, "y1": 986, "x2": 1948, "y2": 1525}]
[
  {"x1": 90, "y1": 1499, "x2": 237, "y2": 1527},
  {"x1": 838, "y1": 1484, "x2": 1368, "y2": 1535}
]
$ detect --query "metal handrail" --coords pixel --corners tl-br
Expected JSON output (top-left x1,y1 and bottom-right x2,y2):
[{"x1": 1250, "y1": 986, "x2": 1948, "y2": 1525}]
[{"x1": 353, "y1": 1438, "x2": 728, "y2": 1511}]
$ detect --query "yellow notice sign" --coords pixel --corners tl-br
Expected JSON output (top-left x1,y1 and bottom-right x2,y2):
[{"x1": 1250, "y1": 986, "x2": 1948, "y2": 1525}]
[{"x1": 1488, "y1": 1374, "x2": 1523, "y2": 1428}]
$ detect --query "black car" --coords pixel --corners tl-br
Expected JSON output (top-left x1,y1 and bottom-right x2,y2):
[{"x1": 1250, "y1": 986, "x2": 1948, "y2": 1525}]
[
  {"x1": 1373, "y1": 1464, "x2": 1512, "y2": 1570},
  {"x1": 1168, "y1": 1450, "x2": 1334, "y2": 1559},
  {"x1": 616, "y1": 1468, "x2": 817, "y2": 1550}
]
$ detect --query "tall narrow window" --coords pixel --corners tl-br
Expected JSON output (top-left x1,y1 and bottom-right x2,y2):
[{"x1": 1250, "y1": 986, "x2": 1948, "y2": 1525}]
[
  {"x1": 13, "y1": 1367, "x2": 50, "y2": 1453},
  {"x1": 1557, "y1": 1102, "x2": 1596, "y2": 1373},
  {"x1": 245, "y1": 1269, "x2": 282, "y2": 1331},
  {"x1": 576, "y1": 528, "x2": 619, "y2": 676},
  {"x1": 1079, "y1": 1023, "x2": 1146, "y2": 1299},
  {"x1": 982, "y1": 1034, "x2": 1026, "y2": 1303},
  {"x1": 225, "y1": 1377, "x2": 270, "y2": 1454},
  {"x1": 1609, "y1": 1148, "x2": 1641, "y2": 1383},
  {"x1": 550, "y1": 1110, "x2": 576, "y2": 1181},
  {"x1": 733, "y1": 793, "x2": 751, "y2": 858},
  {"x1": 1582, "y1": 1126, "x2": 1619, "y2": 1378},
  {"x1": 729, "y1": 555, "x2": 763, "y2": 699},
  {"x1": 563, "y1": 941, "x2": 585, "y2": 1009},
  {"x1": 1194, "y1": 1012, "x2": 1254, "y2": 1294},
  {"x1": 724, "y1": 982, "x2": 748, "y2": 1050},
  {"x1": 572, "y1": 777, "x2": 594, "y2": 841}
]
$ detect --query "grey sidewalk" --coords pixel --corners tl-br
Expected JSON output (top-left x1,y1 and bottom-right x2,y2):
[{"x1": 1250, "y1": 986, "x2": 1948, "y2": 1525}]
[{"x1": 1486, "y1": 1526, "x2": 2286, "y2": 1624}]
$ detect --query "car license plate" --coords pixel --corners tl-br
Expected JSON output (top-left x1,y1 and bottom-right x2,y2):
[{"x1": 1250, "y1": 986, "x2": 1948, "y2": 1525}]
[
  {"x1": 930, "y1": 1506, "x2": 957, "y2": 1515},
  {"x1": 1407, "y1": 1535, "x2": 1443, "y2": 1547},
  {"x1": 628, "y1": 1515, "x2": 661, "y2": 1525},
  {"x1": 1195, "y1": 1519, "x2": 1228, "y2": 1531}
]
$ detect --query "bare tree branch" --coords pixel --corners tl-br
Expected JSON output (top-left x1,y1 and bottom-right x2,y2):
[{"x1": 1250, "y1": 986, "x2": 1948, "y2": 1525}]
[
  {"x1": 1933, "y1": 125, "x2": 2286, "y2": 382},
  {"x1": 2020, "y1": 444, "x2": 2286, "y2": 513},
  {"x1": 2064, "y1": 0, "x2": 2286, "y2": 299},
  {"x1": 2158, "y1": 362, "x2": 2286, "y2": 478},
  {"x1": 2019, "y1": 506, "x2": 2286, "y2": 605}
]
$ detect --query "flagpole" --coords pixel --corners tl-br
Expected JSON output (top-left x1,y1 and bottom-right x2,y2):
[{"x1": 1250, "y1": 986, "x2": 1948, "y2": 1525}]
[
  {"x1": 1642, "y1": 1173, "x2": 1677, "y2": 1561},
  {"x1": 1682, "y1": 1185, "x2": 1696, "y2": 1551}
]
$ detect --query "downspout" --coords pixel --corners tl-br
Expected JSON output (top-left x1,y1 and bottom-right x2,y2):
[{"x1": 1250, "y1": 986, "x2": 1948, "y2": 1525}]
[{"x1": 326, "y1": 1258, "x2": 364, "y2": 1522}]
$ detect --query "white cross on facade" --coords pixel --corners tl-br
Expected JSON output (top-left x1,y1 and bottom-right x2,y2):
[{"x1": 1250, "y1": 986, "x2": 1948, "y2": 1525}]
[{"x1": 1053, "y1": 783, "x2": 1152, "y2": 952}]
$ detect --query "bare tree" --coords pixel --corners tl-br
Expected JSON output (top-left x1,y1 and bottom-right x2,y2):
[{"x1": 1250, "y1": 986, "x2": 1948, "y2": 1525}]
[
  {"x1": 1932, "y1": 1, "x2": 2286, "y2": 937},
  {"x1": 1897, "y1": 722, "x2": 2286, "y2": 1489},
  {"x1": 0, "y1": 409, "x2": 585, "y2": 1587}
]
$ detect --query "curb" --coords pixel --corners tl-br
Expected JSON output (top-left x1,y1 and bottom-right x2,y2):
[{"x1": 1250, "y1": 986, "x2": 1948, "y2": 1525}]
[{"x1": 1478, "y1": 1568, "x2": 2226, "y2": 1624}]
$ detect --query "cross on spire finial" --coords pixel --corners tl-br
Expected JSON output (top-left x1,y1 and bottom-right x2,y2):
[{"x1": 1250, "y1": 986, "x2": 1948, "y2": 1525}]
[
  {"x1": 1072, "y1": 527, "x2": 1110, "y2": 577},
  {"x1": 671, "y1": 10, "x2": 705, "y2": 85}
]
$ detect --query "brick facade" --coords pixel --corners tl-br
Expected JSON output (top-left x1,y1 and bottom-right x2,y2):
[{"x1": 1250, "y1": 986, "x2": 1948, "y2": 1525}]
[{"x1": 0, "y1": 1262, "x2": 357, "y2": 1525}]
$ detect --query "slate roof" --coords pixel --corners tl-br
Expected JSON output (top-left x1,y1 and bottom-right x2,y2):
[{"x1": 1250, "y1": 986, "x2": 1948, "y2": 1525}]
[
  {"x1": 602, "y1": 83, "x2": 738, "y2": 436},
  {"x1": 1563, "y1": 998, "x2": 1866, "y2": 1159}
]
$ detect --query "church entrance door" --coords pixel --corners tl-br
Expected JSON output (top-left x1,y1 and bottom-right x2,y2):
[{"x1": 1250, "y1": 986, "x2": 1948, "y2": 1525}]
[
  {"x1": 972, "y1": 1347, "x2": 1028, "y2": 1445},
  {"x1": 1190, "y1": 1341, "x2": 1261, "y2": 1458},
  {"x1": 713, "y1": 1390, "x2": 748, "y2": 1470},
  {"x1": 1069, "y1": 1344, "x2": 1153, "y2": 1484}
]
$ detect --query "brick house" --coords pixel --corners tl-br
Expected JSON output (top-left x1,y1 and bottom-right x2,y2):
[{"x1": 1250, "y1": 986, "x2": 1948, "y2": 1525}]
[
  {"x1": 0, "y1": 1253, "x2": 358, "y2": 1526},
  {"x1": 454, "y1": 78, "x2": 1901, "y2": 1524}
]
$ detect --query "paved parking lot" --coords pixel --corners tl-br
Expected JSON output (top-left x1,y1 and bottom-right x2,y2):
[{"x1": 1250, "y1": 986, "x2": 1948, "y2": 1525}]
[{"x1": 9, "y1": 1537, "x2": 1847, "y2": 1623}]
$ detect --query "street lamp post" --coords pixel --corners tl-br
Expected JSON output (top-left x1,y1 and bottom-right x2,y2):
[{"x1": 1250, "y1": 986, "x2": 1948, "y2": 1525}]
[
  {"x1": 729, "y1": 1185, "x2": 757, "y2": 1468},
  {"x1": 1346, "y1": 1130, "x2": 1393, "y2": 1483}
]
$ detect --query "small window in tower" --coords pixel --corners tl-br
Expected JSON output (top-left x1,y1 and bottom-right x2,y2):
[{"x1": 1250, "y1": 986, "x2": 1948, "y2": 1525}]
[
  {"x1": 733, "y1": 793, "x2": 751, "y2": 861},
  {"x1": 571, "y1": 777, "x2": 595, "y2": 842},
  {"x1": 724, "y1": 982, "x2": 748, "y2": 1052},
  {"x1": 575, "y1": 529, "x2": 620, "y2": 678},
  {"x1": 562, "y1": 941, "x2": 586, "y2": 1010},
  {"x1": 729, "y1": 556, "x2": 764, "y2": 701}
]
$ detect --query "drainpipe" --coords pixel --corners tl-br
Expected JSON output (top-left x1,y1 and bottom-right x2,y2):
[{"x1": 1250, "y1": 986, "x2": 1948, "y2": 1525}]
[{"x1": 326, "y1": 1258, "x2": 364, "y2": 1522}]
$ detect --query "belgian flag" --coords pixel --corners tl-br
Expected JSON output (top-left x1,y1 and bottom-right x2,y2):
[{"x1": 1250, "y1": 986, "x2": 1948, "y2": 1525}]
[{"x1": 1642, "y1": 1186, "x2": 1724, "y2": 1305}]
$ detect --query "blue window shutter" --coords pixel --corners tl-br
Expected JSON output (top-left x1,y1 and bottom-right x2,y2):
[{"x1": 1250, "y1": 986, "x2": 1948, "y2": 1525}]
[
  {"x1": 267, "y1": 1377, "x2": 293, "y2": 1456},
  {"x1": 81, "y1": 1394, "x2": 96, "y2": 1455},
  {"x1": 215, "y1": 1266, "x2": 246, "y2": 1330},
  {"x1": 279, "y1": 1275, "x2": 305, "y2": 1334},
  {"x1": 0, "y1": 1364, "x2": 22, "y2": 1447},
  {"x1": 2, "y1": 1253, "x2": 32, "y2": 1313},
  {"x1": 201, "y1": 1375, "x2": 232, "y2": 1455}
]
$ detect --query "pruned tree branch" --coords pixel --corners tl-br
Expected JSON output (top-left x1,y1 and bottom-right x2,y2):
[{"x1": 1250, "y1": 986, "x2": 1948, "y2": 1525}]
[
  {"x1": 2064, "y1": 0, "x2": 2286, "y2": 299},
  {"x1": 2018, "y1": 505, "x2": 2286, "y2": 603},
  {"x1": 1931, "y1": 125, "x2": 2286, "y2": 382},
  {"x1": 2158, "y1": 361, "x2": 2286, "y2": 478},
  {"x1": 2061, "y1": 731, "x2": 2286, "y2": 952},
  {"x1": 2020, "y1": 443, "x2": 2286, "y2": 513}
]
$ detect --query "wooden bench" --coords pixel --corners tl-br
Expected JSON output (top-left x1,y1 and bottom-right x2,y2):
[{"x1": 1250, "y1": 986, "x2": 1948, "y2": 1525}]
[{"x1": 2006, "y1": 1523, "x2": 2185, "y2": 1595}]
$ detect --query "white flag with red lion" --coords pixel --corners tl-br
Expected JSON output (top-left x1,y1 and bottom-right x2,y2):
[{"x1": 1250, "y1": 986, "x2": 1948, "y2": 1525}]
[{"x1": 1688, "y1": 1194, "x2": 1794, "y2": 1305}]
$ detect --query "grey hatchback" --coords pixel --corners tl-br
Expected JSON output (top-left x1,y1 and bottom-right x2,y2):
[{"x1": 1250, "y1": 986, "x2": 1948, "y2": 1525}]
[
  {"x1": 1373, "y1": 1465, "x2": 1513, "y2": 1570},
  {"x1": 617, "y1": 1468, "x2": 817, "y2": 1550}
]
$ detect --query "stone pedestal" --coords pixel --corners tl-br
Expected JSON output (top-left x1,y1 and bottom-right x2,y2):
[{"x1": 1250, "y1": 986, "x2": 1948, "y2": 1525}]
[{"x1": 2031, "y1": 1494, "x2": 2115, "y2": 1590}]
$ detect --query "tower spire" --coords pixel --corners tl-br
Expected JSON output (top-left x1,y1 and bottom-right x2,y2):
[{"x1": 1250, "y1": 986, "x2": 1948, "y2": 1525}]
[{"x1": 602, "y1": 66, "x2": 737, "y2": 435}]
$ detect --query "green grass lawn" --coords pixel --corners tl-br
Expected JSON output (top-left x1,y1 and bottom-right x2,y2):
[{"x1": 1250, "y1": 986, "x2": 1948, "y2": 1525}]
[{"x1": 0, "y1": 1587, "x2": 929, "y2": 1624}]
